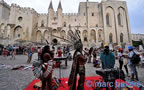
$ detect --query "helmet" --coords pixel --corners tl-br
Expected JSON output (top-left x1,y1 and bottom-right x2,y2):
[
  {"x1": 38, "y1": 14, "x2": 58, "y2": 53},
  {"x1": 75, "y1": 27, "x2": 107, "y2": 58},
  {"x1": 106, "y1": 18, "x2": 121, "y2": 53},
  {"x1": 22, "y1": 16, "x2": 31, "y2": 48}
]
[
  {"x1": 128, "y1": 46, "x2": 133, "y2": 50},
  {"x1": 74, "y1": 40, "x2": 83, "y2": 51}
]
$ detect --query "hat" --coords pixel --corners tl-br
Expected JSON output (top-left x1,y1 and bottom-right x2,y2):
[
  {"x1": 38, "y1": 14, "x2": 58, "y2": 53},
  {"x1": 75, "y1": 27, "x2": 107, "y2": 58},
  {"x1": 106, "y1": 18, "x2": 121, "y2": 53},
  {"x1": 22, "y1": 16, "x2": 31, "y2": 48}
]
[
  {"x1": 128, "y1": 46, "x2": 133, "y2": 50},
  {"x1": 104, "y1": 44, "x2": 108, "y2": 47},
  {"x1": 105, "y1": 46, "x2": 109, "y2": 49}
]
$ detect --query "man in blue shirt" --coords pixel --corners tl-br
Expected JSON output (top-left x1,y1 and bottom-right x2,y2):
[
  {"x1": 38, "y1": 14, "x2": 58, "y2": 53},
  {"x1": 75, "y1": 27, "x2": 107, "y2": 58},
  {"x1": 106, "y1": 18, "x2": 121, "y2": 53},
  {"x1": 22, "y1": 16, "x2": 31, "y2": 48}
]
[
  {"x1": 128, "y1": 46, "x2": 139, "y2": 81},
  {"x1": 100, "y1": 46, "x2": 115, "y2": 69}
]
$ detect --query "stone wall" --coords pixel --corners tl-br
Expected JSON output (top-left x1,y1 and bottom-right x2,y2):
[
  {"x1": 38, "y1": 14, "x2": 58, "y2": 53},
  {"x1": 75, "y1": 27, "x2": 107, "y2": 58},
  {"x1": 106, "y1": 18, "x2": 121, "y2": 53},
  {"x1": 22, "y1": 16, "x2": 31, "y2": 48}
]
[
  {"x1": 0, "y1": 0, "x2": 132, "y2": 47},
  {"x1": 132, "y1": 34, "x2": 144, "y2": 41}
]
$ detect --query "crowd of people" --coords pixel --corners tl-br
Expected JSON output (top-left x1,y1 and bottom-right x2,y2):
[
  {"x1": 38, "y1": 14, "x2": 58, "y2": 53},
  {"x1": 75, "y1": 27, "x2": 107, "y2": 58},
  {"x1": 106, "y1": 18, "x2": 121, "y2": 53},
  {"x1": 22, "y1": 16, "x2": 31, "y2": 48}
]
[
  {"x1": 85, "y1": 45, "x2": 144, "y2": 81},
  {"x1": 0, "y1": 45, "x2": 37, "y2": 61},
  {"x1": 31, "y1": 43, "x2": 144, "y2": 90},
  {"x1": 1, "y1": 43, "x2": 144, "y2": 89}
]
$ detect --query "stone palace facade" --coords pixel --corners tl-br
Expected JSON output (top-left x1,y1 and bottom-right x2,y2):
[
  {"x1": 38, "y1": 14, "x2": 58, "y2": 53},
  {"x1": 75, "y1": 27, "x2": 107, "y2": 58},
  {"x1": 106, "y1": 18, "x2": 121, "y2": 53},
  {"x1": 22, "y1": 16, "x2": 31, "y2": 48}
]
[
  {"x1": 132, "y1": 34, "x2": 144, "y2": 41},
  {"x1": 0, "y1": 0, "x2": 131, "y2": 47}
]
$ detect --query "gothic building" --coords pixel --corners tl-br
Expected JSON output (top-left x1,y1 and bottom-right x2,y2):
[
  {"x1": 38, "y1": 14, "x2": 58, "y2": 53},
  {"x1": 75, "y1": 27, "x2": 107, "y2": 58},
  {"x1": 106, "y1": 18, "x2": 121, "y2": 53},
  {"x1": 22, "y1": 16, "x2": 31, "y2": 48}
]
[{"x1": 0, "y1": 0, "x2": 131, "y2": 47}]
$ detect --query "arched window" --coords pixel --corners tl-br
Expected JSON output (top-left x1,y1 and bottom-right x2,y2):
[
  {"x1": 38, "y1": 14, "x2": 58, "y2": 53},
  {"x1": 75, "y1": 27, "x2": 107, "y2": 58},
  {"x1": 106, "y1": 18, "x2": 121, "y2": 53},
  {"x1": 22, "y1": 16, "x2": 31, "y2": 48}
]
[
  {"x1": 36, "y1": 31, "x2": 42, "y2": 42},
  {"x1": 44, "y1": 30, "x2": 49, "y2": 40},
  {"x1": 7, "y1": 25, "x2": 11, "y2": 38},
  {"x1": 98, "y1": 30, "x2": 103, "y2": 42},
  {"x1": 60, "y1": 30, "x2": 66, "y2": 41},
  {"x1": 120, "y1": 33, "x2": 124, "y2": 43},
  {"x1": 41, "y1": 20, "x2": 44, "y2": 27},
  {"x1": 64, "y1": 22, "x2": 66, "y2": 27},
  {"x1": 109, "y1": 33, "x2": 113, "y2": 43},
  {"x1": 67, "y1": 30, "x2": 72, "y2": 39},
  {"x1": 84, "y1": 37, "x2": 87, "y2": 41},
  {"x1": 106, "y1": 14, "x2": 110, "y2": 26},
  {"x1": 13, "y1": 26, "x2": 22, "y2": 39},
  {"x1": 83, "y1": 30, "x2": 88, "y2": 42},
  {"x1": 52, "y1": 29, "x2": 57, "y2": 35},
  {"x1": 54, "y1": 17, "x2": 56, "y2": 21},
  {"x1": 92, "y1": 12, "x2": 94, "y2": 16},
  {"x1": 118, "y1": 13, "x2": 122, "y2": 26},
  {"x1": 91, "y1": 30, "x2": 96, "y2": 42}
]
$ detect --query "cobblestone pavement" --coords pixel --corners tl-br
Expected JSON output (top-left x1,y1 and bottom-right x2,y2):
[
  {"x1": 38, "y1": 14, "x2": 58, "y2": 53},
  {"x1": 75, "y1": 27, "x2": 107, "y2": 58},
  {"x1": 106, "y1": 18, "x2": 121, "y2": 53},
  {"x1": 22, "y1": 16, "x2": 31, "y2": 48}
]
[{"x1": 0, "y1": 53, "x2": 144, "y2": 90}]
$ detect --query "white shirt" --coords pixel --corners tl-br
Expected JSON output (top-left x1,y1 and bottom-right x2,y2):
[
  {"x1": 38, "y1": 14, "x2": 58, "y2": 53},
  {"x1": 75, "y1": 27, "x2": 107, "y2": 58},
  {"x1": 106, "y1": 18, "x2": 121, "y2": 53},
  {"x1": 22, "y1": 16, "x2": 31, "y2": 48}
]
[
  {"x1": 140, "y1": 55, "x2": 144, "y2": 63},
  {"x1": 118, "y1": 52, "x2": 124, "y2": 61}
]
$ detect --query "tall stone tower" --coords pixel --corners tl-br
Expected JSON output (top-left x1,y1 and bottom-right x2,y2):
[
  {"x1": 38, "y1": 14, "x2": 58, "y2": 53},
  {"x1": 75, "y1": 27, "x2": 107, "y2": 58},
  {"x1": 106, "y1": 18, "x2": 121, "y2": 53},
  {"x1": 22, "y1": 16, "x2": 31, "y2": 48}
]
[
  {"x1": 48, "y1": 1, "x2": 55, "y2": 27},
  {"x1": 57, "y1": 0, "x2": 63, "y2": 27}
]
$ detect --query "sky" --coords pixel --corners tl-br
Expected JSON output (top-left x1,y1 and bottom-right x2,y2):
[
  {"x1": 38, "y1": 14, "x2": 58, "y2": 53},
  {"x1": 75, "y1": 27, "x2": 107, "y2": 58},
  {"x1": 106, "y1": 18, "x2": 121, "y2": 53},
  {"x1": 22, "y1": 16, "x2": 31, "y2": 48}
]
[{"x1": 4, "y1": 0, "x2": 144, "y2": 34}]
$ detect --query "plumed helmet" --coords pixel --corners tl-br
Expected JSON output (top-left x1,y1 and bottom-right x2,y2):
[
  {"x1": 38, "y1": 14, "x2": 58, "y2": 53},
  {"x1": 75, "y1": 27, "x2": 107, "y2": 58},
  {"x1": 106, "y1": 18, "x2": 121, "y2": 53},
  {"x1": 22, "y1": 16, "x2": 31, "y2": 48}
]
[
  {"x1": 74, "y1": 39, "x2": 83, "y2": 51},
  {"x1": 67, "y1": 30, "x2": 83, "y2": 51},
  {"x1": 51, "y1": 28, "x2": 83, "y2": 51}
]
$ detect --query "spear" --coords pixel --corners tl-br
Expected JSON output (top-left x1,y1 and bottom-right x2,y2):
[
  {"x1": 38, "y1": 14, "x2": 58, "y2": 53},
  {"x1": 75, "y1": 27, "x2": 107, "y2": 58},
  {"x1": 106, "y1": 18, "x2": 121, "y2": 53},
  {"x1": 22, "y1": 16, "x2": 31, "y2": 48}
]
[{"x1": 51, "y1": 34, "x2": 74, "y2": 44}]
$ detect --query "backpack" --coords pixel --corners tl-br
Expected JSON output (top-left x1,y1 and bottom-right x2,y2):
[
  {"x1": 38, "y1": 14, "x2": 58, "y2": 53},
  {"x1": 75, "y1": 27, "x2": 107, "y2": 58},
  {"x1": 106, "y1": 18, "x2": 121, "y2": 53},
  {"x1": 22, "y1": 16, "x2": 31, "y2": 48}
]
[{"x1": 131, "y1": 51, "x2": 140, "y2": 64}]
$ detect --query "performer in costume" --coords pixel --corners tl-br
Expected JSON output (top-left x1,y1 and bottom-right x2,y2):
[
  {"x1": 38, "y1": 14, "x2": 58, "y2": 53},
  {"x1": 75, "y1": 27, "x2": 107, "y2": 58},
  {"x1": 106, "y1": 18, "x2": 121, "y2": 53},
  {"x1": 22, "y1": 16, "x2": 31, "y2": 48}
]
[
  {"x1": 68, "y1": 41, "x2": 87, "y2": 90},
  {"x1": 51, "y1": 26, "x2": 87, "y2": 90},
  {"x1": 33, "y1": 45, "x2": 55, "y2": 90}
]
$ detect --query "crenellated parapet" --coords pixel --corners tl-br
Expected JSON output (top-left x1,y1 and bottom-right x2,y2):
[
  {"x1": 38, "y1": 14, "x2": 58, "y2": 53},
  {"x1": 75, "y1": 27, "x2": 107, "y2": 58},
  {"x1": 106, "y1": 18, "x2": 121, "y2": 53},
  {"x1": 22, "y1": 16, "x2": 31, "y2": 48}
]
[
  {"x1": 39, "y1": 13, "x2": 48, "y2": 16},
  {"x1": 11, "y1": 3, "x2": 20, "y2": 8},
  {"x1": 64, "y1": 13, "x2": 78, "y2": 16},
  {"x1": 0, "y1": 0, "x2": 10, "y2": 9},
  {"x1": 11, "y1": 3, "x2": 38, "y2": 14}
]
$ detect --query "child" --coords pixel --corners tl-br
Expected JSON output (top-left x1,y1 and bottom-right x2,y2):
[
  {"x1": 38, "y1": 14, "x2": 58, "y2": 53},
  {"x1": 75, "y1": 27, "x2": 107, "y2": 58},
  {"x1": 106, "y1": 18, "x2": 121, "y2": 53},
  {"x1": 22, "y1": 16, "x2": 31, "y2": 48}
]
[{"x1": 93, "y1": 56, "x2": 100, "y2": 68}]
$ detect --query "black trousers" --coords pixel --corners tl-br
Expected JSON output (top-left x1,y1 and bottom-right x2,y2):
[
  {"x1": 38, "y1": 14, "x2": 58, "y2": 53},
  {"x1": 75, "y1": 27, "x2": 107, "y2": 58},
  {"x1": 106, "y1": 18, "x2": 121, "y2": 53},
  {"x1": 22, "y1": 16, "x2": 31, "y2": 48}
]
[
  {"x1": 119, "y1": 60, "x2": 129, "y2": 75},
  {"x1": 119, "y1": 60, "x2": 123, "y2": 70},
  {"x1": 124, "y1": 65, "x2": 129, "y2": 75}
]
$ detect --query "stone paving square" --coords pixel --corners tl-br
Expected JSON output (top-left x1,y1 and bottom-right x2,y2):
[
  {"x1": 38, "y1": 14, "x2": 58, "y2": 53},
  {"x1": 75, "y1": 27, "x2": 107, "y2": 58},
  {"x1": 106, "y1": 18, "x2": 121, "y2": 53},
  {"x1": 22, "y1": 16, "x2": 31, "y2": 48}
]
[{"x1": 0, "y1": 53, "x2": 144, "y2": 90}]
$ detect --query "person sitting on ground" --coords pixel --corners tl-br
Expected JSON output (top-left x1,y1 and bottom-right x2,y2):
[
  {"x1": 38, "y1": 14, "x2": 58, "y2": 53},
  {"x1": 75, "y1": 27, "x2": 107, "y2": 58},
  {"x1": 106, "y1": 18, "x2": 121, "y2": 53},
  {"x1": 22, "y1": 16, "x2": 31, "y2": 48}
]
[
  {"x1": 93, "y1": 48, "x2": 100, "y2": 68},
  {"x1": 93, "y1": 57, "x2": 101, "y2": 68}
]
